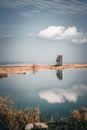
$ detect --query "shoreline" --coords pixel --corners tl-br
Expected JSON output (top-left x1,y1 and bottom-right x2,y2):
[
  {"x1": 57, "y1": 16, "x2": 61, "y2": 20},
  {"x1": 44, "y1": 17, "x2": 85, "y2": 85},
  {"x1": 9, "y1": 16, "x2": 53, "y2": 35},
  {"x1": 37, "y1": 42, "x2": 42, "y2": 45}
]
[{"x1": 0, "y1": 64, "x2": 87, "y2": 76}]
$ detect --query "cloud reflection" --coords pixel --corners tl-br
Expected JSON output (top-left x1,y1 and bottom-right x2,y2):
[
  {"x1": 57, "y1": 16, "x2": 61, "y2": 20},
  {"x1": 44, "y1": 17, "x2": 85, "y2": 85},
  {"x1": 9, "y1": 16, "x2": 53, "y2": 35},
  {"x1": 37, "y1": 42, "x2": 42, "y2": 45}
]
[{"x1": 39, "y1": 85, "x2": 87, "y2": 103}]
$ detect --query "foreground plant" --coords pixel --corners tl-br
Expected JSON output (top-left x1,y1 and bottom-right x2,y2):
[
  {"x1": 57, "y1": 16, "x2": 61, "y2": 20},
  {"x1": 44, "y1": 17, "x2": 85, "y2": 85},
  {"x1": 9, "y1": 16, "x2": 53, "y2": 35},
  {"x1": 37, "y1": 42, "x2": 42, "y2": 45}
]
[{"x1": 0, "y1": 96, "x2": 40, "y2": 130}]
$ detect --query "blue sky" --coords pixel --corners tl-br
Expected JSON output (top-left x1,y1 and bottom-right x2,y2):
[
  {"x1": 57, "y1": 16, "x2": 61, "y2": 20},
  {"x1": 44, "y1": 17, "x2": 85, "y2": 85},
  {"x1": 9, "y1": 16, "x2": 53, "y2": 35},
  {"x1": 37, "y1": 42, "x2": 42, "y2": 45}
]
[{"x1": 0, "y1": 0, "x2": 87, "y2": 64}]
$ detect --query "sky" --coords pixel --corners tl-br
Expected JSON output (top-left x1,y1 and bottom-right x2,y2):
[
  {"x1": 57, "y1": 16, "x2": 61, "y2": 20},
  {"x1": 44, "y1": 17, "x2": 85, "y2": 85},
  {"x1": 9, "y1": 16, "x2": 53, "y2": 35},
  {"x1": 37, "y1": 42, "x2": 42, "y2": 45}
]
[{"x1": 0, "y1": 0, "x2": 87, "y2": 64}]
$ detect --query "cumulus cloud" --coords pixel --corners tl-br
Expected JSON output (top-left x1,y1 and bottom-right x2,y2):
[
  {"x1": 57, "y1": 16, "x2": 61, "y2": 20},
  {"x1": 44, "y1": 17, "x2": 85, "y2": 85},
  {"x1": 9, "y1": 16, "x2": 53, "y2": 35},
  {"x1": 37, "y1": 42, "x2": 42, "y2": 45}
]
[
  {"x1": 38, "y1": 26, "x2": 87, "y2": 44},
  {"x1": 39, "y1": 84, "x2": 87, "y2": 103}
]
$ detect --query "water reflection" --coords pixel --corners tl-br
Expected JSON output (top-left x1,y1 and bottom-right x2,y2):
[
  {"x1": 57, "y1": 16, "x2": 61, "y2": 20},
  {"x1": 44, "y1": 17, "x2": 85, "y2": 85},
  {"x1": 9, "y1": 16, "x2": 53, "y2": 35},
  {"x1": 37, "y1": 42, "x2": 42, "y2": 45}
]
[
  {"x1": 32, "y1": 66, "x2": 63, "y2": 80},
  {"x1": 32, "y1": 67, "x2": 63, "y2": 80},
  {"x1": 32, "y1": 64, "x2": 39, "y2": 74},
  {"x1": 56, "y1": 70, "x2": 63, "y2": 80},
  {"x1": 39, "y1": 84, "x2": 87, "y2": 103},
  {"x1": 0, "y1": 68, "x2": 87, "y2": 117}
]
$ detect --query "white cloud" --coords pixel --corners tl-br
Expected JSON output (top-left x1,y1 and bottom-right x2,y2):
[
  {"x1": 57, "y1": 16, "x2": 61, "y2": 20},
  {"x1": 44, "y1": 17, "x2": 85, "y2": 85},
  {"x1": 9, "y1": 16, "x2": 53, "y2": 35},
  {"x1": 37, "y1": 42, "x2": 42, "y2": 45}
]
[
  {"x1": 28, "y1": 33, "x2": 33, "y2": 37},
  {"x1": 20, "y1": 10, "x2": 41, "y2": 17},
  {"x1": 38, "y1": 26, "x2": 87, "y2": 44},
  {"x1": 0, "y1": 33, "x2": 13, "y2": 39},
  {"x1": 39, "y1": 84, "x2": 87, "y2": 103},
  {"x1": 0, "y1": 24, "x2": 16, "y2": 28},
  {"x1": 0, "y1": 0, "x2": 87, "y2": 15}
]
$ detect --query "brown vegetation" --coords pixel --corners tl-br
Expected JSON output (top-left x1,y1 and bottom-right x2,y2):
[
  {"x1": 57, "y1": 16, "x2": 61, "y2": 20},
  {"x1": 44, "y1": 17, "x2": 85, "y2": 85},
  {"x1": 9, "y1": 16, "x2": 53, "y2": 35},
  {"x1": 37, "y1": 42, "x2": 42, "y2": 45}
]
[
  {"x1": 0, "y1": 73, "x2": 8, "y2": 78},
  {"x1": 0, "y1": 96, "x2": 40, "y2": 130},
  {"x1": 0, "y1": 96, "x2": 87, "y2": 130},
  {"x1": 71, "y1": 107, "x2": 87, "y2": 121}
]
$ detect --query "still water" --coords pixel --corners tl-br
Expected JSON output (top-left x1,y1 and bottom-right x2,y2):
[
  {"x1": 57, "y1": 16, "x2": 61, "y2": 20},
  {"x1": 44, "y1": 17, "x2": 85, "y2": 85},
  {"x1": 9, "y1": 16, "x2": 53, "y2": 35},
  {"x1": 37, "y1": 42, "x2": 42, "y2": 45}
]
[{"x1": 0, "y1": 68, "x2": 87, "y2": 117}]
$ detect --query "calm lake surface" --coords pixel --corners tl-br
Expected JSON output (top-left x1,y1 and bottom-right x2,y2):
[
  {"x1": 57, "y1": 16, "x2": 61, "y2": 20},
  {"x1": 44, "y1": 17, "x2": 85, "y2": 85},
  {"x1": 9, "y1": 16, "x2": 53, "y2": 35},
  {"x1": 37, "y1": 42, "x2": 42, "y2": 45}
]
[{"x1": 0, "y1": 68, "x2": 87, "y2": 118}]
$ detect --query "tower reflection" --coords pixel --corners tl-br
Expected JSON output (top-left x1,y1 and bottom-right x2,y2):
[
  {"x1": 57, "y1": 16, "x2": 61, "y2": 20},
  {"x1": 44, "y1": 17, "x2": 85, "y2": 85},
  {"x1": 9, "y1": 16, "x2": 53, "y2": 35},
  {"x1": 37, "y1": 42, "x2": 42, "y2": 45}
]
[{"x1": 56, "y1": 70, "x2": 63, "y2": 80}]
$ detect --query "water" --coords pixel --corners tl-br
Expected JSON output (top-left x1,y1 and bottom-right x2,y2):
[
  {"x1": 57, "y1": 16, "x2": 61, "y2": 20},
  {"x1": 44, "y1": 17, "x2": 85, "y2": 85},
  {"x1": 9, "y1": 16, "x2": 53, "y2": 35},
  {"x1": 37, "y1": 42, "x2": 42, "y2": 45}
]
[{"x1": 0, "y1": 67, "x2": 87, "y2": 118}]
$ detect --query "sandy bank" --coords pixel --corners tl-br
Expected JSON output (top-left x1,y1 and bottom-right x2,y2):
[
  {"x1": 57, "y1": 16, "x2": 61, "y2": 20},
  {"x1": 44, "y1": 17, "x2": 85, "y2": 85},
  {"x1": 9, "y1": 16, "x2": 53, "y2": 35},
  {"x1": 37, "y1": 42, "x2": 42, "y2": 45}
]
[{"x1": 0, "y1": 64, "x2": 87, "y2": 77}]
